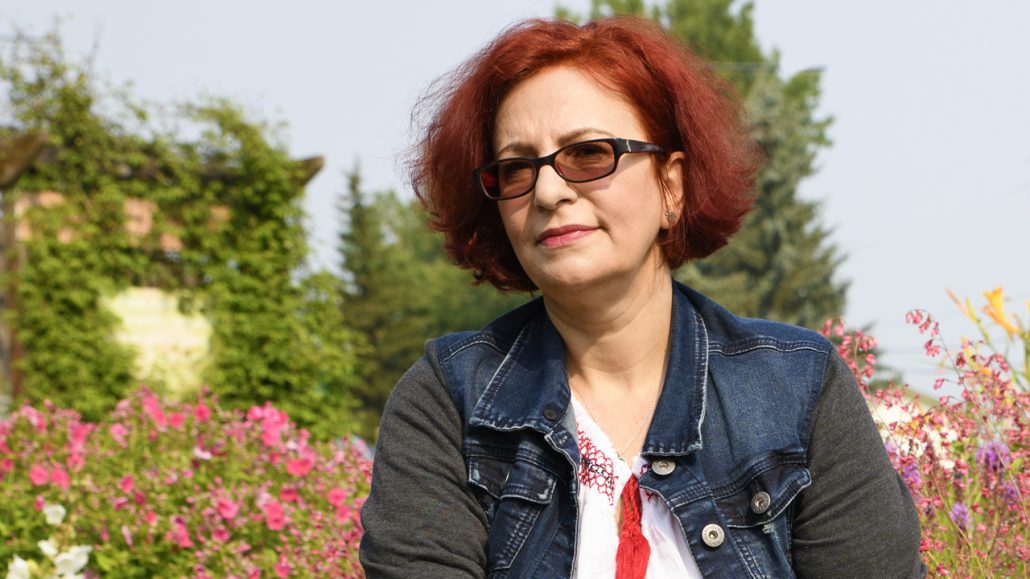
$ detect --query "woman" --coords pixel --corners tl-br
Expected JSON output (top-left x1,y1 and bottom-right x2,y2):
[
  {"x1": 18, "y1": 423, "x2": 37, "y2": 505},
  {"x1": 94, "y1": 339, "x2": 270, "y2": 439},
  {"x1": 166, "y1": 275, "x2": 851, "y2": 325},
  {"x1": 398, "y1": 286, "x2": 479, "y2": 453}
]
[{"x1": 360, "y1": 17, "x2": 924, "y2": 579}]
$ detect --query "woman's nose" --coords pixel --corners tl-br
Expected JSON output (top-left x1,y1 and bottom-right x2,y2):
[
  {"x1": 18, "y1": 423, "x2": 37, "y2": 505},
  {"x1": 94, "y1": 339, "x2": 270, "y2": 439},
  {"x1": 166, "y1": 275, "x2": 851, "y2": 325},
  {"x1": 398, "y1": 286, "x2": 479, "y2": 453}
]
[{"x1": 532, "y1": 165, "x2": 577, "y2": 210}]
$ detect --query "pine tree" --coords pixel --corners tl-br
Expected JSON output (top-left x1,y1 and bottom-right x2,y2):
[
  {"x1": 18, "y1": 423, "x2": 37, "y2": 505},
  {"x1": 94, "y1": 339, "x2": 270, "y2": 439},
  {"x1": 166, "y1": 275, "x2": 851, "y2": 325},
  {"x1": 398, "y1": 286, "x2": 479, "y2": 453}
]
[
  {"x1": 337, "y1": 170, "x2": 531, "y2": 439},
  {"x1": 566, "y1": 0, "x2": 848, "y2": 327},
  {"x1": 338, "y1": 169, "x2": 430, "y2": 439}
]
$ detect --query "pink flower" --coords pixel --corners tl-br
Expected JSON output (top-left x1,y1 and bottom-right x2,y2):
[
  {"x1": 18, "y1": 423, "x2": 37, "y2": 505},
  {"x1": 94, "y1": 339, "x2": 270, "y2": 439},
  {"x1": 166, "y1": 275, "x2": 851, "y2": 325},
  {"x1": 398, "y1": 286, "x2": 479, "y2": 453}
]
[
  {"x1": 168, "y1": 412, "x2": 185, "y2": 429},
  {"x1": 51, "y1": 465, "x2": 70, "y2": 490},
  {"x1": 279, "y1": 486, "x2": 298, "y2": 503},
  {"x1": 68, "y1": 422, "x2": 91, "y2": 451},
  {"x1": 119, "y1": 475, "x2": 135, "y2": 493},
  {"x1": 66, "y1": 453, "x2": 85, "y2": 471},
  {"x1": 216, "y1": 498, "x2": 239, "y2": 520},
  {"x1": 274, "y1": 556, "x2": 291, "y2": 578},
  {"x1": 121, "y1": 524, "x2": 133, "y2": 547},
  {"x1": 144, "y1": 511, "x2": 158, "y2": 525},
  {"x1": 22, "y1": 406, "x2": 47, "y2": 433},
  {"x1": 109, "y1": 423, "x2": 130, "y2": 446},
  {"x1": 263, "y1": 500, "x2": 287, "y2": 531},
  {"x1": 212, "y1": 526, "x2": 231, "y2": 543},
  {"x1": 285, "y1": 458, "x2": 313, "y2": 477},
  {"x1": 29, "y1": 464, "x2": 49, "y2": 486},
  {"x1": 194, "y1": 402, "x2": 212, "y2": 423},
  {"x1": 261, "y1": 428, "x2": 281, "y2": 448},
  {"x1": 168, "y1": 516, "x2": 194, "y2": 548},
  {"x1": 327, "y1": 487, "x2": 347, "y2": 509},
  {"x1": 1, "y1": 458, "x2": 13, "y2": 473}
]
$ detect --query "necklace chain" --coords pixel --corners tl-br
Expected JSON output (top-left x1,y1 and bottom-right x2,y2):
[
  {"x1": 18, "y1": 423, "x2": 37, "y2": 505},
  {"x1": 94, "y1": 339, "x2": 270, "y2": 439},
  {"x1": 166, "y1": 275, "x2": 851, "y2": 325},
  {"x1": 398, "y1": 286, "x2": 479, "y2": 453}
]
[{"x1": 571, "y1": 379, "x2": 661, "y2": 461}]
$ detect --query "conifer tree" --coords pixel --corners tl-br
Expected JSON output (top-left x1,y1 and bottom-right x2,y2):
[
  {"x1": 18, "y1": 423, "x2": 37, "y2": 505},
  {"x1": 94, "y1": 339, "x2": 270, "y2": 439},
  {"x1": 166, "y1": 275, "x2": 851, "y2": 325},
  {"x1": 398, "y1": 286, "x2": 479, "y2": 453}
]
[{"x1": 565, "y1": 0, "x2": 848, "y2": 327}]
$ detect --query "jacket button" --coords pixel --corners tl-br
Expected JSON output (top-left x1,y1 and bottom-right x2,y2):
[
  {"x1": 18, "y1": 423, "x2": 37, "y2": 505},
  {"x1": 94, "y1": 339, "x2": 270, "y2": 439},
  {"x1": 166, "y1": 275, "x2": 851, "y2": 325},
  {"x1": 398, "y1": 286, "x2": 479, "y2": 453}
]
[
  {"x1": 701, "y1": 523, "x2": 725, "y2": 548},
  {"x1": 543, "y1": 408, "x2": 561, "y2": 421},
  {"x1": 652, "y1": 459, "x2": 675, "y2": 476},
  {"x1": 750, "y1": 491, "x2": 771, "y2": 514}
]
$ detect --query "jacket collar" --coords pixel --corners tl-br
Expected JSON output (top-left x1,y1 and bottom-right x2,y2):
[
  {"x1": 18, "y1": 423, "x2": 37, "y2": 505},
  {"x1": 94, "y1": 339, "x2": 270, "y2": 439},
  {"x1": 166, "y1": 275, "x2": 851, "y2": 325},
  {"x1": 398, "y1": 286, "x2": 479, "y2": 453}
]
[{"x1": 468, "y1": 282, "x2": 708, "y2": 456}]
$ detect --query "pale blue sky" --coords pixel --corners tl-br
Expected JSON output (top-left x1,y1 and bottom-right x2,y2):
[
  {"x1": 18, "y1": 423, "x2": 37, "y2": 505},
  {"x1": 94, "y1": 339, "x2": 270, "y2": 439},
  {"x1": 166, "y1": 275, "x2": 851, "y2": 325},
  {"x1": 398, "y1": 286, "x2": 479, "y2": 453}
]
[{"x1": 3, "y1": 0, "x2": 1028, "y2": 391}]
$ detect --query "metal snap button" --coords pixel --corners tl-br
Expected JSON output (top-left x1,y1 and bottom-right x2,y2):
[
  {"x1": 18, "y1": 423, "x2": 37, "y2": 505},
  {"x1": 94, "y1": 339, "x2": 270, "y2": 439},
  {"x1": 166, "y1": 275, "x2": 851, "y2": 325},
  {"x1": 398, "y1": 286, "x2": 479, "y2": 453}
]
[
  {"x1": 750, "y1": 491, "x2": 772, "y2": 514},
  {"x1": 543, "y1": 408, "x2": 561, "y2": 421},
  {"x1": 701, "y1": 523, "x2": 725, "y2": 548},
  {"x1": 652, "y1": 459, "x2": 675, "y2": 476}
]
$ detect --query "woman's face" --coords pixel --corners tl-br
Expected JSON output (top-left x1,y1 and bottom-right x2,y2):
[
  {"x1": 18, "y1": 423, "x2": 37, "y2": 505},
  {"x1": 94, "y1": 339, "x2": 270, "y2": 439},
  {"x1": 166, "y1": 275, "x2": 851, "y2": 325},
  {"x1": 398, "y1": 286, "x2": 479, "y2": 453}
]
[{"x1": 492, "y1": 66, "x2": 682, "y2": 297}]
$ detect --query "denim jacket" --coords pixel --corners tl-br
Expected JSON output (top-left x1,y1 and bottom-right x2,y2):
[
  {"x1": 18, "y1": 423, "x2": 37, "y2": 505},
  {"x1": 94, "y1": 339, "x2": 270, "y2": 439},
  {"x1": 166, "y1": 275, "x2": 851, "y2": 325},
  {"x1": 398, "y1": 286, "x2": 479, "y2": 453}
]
[
  {"x1": 431, "y1": 282, "x2": 830, "y2": 578},
  {"x1": 361, "y1": 281, "x2": 924, "y2": 578}
]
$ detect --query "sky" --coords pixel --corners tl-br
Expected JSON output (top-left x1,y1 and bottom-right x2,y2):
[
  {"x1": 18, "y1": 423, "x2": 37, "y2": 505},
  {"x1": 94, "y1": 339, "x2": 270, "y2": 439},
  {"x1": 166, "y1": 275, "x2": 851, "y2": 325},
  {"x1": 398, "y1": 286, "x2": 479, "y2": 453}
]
[{"x1": 3, "y1": 0, "x2": 1028, "y2": 392}]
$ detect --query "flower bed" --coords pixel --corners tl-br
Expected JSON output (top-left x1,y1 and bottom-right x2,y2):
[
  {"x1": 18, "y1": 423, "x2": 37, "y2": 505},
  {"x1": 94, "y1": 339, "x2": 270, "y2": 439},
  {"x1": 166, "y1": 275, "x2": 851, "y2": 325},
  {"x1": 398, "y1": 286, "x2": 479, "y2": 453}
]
[
  {"x1": 1, "y1": 388, "x2": 371, "y2": 578},
  {"x1": 825, "y1": 288, "x2": 1029, "y2": 577},
  {"x1": 3, "y1": 288, "x2": 1028, "y2": 577}
]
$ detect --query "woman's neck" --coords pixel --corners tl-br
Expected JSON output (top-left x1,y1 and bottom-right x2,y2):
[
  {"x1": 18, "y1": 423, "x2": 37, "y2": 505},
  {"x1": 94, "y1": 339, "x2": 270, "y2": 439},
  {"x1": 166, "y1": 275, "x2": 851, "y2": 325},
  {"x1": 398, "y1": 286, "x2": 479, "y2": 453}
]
[{"x1": 543, "y1": 264, "x2": 674, "y2": 394}]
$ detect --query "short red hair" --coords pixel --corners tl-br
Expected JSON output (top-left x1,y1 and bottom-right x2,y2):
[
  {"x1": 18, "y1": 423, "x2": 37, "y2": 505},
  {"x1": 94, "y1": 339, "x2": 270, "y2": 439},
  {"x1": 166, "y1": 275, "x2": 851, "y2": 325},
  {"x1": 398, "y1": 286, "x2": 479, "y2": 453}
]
[{"x1": 411, "y1": 17, "x2": 759, "y2": 292}]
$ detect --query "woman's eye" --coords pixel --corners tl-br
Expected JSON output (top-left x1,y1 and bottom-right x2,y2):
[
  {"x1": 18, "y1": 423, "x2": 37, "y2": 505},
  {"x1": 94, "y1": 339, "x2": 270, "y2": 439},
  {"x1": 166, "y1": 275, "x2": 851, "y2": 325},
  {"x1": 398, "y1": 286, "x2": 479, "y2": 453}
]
[
  {"x1": 499, "y1": 162, "x2": 532, "y2": 182},
  {"x1": 565, "y1": 143, "x2": 611, "y2": 164}
]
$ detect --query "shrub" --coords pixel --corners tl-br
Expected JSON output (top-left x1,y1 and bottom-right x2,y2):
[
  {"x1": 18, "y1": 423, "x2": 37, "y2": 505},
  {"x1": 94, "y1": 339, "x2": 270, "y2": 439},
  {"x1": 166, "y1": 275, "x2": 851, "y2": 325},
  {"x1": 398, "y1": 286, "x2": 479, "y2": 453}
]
[
  {"x1": 824, "y1": 288, "x2": 1029, "y2": 577},
  {"x1": 0, "y1": 387, "x2": 371, "y2": 577}
]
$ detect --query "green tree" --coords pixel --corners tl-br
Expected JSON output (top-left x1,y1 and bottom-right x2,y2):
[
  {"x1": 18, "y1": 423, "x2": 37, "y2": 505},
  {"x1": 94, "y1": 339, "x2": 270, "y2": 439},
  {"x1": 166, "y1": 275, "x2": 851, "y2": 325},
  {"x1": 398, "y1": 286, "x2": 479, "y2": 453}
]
[
  {"x1": 562, "y1": 0, "x2": 848, "y2": 327},
  {"x1": 1, "y1": 29, "x2": 361, "y2": 436},
  {"x1": 338, "y1": 170, "x2": 430, "y2": 439},
  {"x1": 338, "y1": 170, "x2": 528, "y2": 439}
]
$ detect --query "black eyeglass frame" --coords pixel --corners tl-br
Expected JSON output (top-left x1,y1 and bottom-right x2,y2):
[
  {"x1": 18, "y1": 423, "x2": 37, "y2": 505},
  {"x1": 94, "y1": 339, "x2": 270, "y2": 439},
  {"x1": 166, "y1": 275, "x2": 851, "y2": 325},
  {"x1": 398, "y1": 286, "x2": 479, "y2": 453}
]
[{"x1": 473, "y1": 137, "x2": 666, "y2": 201}]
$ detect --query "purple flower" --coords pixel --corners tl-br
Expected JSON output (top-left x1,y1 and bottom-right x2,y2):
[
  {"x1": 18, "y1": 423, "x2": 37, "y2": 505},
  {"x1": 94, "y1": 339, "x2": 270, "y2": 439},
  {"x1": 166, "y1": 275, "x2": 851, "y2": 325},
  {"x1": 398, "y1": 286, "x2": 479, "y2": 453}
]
[
  {"x1": 949, "y1": 502, "x2": 970, "y2": 532},
  {"x1": 901, "y1": 463, "x2": 921, "y2": 486},
  {"x1": 1002, "y1": 483, "x2": 1020, "y2": 505},
  {"x1": 975, "y1": 440, "x2": 1011, "y2": 473}
]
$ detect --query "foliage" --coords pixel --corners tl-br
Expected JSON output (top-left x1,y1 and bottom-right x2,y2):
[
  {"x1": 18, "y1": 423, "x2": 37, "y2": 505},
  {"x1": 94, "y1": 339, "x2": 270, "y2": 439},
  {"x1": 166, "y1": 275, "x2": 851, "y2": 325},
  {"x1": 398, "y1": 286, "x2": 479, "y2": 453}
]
[
  {"x1": 337, "y1": 170, "x2": 528, "y2": 439},
  {"x1": 4, "y1": 503, "x2": 92, "y2": 578},
  {"x1": 0, "y1": 28, "x2": 362, "y2": 437},
  {"x1": 0, "y1": 388, "x2": 370, "y2": 577},
  {"x1": 560, "y1": 0, "x2": 847, "y2": 327},
  {"x1": 825, "y1": 288, "x2": 1030, "y2": 576}
]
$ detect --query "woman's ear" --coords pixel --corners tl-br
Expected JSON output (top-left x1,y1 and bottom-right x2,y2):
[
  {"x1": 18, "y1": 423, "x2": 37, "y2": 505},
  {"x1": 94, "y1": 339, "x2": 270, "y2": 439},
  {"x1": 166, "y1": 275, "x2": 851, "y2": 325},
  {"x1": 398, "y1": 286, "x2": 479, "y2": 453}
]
[{"x1": 660, "y1": 151, "x2": 687, "y2": 229}]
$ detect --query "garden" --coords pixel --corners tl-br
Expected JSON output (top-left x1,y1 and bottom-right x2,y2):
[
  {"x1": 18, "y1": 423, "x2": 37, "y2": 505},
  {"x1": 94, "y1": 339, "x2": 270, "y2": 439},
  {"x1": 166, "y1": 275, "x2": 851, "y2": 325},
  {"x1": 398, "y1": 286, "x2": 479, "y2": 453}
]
[
  {"x1": 2, "y1": 2, "x2": 1027, "y2": 576},
  {"x1": 2, "y1": 289, "x2": 1027, "y2": 577}
]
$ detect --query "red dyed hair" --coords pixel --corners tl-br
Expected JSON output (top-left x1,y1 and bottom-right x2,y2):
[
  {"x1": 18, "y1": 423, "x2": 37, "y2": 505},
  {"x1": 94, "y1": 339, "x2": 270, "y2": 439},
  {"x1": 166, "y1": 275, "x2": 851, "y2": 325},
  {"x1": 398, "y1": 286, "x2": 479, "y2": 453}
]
[{"x1": 411, "y1": 17, "x2": 759, "y2": 292}]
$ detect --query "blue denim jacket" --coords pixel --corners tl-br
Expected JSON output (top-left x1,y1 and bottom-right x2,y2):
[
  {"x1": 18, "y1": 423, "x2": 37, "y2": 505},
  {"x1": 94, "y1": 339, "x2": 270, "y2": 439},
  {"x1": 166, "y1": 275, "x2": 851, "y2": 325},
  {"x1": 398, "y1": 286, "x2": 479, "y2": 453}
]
[{"x1": 431, "y1": 282, "x2": 832, "y2": 578}]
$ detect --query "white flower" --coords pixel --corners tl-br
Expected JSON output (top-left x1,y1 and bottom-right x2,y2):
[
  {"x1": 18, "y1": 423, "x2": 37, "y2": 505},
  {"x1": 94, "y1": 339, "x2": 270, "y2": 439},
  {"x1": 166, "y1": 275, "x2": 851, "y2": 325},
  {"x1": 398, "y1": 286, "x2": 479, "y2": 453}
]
[
  {"x1": 5, "y1": 556, "x2": 30, "y2": 579},
  {"x1": 53, "y1": 546, "x2": 91, "y2": 576},
  {"x1": 38, "y1": 538, "x2": 58, "y2": 558},
  {"x1": 43, "y1": 504, "x2": 67, "y2": 526}
]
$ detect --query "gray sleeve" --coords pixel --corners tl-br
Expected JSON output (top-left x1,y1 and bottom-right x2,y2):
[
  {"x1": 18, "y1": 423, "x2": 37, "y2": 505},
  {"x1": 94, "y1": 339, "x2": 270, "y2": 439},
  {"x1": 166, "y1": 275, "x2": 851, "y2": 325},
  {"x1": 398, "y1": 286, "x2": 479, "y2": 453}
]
[
  {"x1": 359, "y1": 353, "x2": 488, "y2": 579},
  {"x1": 792, "y1": 351, "x2": 926, "y2": 579}
]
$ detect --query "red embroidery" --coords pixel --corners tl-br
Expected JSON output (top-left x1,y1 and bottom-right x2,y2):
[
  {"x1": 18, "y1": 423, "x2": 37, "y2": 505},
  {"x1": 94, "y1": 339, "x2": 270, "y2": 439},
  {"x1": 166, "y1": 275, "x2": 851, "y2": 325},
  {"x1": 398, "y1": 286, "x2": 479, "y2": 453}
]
[
  {"x1": 578, "y1": 428, "x2": 616, "y2": 504},
  {"x1": 637, "y1": 463, "x2": 657, "y2": 502}
]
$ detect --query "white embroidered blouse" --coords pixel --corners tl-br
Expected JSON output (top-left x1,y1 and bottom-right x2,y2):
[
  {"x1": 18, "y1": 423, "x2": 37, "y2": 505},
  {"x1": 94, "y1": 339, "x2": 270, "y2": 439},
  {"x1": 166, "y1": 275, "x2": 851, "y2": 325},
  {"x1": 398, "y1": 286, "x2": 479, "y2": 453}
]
[{"x1": 571, "y1": 396, "x2": 704, "y2": 579}]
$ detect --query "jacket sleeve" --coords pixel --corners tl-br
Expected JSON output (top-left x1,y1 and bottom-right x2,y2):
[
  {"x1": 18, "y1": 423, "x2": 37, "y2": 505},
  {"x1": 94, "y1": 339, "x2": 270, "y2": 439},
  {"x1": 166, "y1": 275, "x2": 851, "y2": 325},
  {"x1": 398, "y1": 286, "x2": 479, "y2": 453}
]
[
  {"x1": 792, "y1": 351, "x2": 926, "y2": 579},
  {"x1": 359, "y1": 352, "x2": 489, "y2": 579}
]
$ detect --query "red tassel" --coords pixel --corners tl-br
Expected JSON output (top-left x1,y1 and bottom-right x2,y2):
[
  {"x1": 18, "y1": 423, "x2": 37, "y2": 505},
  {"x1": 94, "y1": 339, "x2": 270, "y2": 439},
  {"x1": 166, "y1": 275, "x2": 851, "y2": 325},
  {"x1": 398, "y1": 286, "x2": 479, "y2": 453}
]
[{"x1": 615, "y1": 474, "x2": 650, "y2": 579}]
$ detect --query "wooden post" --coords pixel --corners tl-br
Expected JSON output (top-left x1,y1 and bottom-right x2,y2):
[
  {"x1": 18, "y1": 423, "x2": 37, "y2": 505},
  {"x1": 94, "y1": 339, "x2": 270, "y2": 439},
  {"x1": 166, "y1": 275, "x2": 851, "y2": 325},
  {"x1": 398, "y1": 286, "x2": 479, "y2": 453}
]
[{"x1": 0, "y1": 130, "x2": 50, "y2": 407}]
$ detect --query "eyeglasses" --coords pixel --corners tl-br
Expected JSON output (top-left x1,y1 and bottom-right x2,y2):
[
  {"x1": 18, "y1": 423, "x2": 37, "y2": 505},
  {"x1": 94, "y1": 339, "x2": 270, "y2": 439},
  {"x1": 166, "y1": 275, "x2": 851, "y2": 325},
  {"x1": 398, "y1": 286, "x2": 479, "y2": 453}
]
[{"x1": 473, "y1": 137, "x2": 665, "y2": 200}]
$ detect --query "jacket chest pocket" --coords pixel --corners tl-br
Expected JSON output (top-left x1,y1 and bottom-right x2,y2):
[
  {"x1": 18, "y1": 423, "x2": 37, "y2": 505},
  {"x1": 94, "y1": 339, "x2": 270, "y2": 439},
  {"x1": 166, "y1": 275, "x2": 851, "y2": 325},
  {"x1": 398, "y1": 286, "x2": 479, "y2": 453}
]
[
  {"x1": 712, "y1": 459, "x2": 811, "y2": 576},
  {"x1": 468, "y1": 455, "x2": 558, "y2": 573}
]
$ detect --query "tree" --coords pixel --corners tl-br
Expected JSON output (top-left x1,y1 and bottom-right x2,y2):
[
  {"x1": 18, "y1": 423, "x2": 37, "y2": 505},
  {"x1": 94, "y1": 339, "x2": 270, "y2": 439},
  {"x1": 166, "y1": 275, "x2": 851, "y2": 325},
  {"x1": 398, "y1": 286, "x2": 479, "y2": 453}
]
[
  {"x1": 1, "y1": 29, "x2": 362, "y2": 437},
  {"x1": 338, "y1": 170, "x2": 528, "y2": 439},
  {"x1": 562, "y1": 0, "x2": 848, "y2": 327}
]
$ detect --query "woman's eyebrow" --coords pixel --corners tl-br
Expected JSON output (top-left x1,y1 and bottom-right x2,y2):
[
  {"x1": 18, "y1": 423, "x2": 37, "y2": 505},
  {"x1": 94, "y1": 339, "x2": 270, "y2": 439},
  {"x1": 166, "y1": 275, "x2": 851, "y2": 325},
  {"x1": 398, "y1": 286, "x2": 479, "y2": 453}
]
[{"x1": 495, "y1": 127, "x2": 615, "y2": 158}]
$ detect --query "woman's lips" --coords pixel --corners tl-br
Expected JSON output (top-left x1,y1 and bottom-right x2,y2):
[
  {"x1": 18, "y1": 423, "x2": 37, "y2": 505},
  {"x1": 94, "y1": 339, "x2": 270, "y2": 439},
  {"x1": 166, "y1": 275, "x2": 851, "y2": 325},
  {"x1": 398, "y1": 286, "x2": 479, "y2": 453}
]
[{"x1": 538, "y1": 225, "x2": 597, "y2": 248}]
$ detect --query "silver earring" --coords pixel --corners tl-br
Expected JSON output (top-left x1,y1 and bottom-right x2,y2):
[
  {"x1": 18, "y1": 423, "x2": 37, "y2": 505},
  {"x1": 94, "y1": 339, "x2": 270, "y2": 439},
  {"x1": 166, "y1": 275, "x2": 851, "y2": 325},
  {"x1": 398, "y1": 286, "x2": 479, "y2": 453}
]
[{"x1": 665, "y1": 210, "x2": 678, "y2": 224}]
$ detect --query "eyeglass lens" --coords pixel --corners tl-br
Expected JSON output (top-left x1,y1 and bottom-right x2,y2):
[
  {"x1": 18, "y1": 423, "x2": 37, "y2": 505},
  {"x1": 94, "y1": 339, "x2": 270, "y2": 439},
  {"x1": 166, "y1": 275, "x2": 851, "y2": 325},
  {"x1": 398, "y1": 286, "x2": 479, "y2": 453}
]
[{"x1": 481, "y1": 140, "x2": 617, "y2": 199}]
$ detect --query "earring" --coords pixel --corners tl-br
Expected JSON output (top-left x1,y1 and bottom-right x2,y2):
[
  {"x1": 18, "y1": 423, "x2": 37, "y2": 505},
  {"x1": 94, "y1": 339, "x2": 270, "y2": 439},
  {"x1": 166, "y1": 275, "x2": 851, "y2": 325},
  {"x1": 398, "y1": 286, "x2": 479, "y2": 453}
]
[{"x1": 664, "y1": 210, "x2": 678, "y2": 225}]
